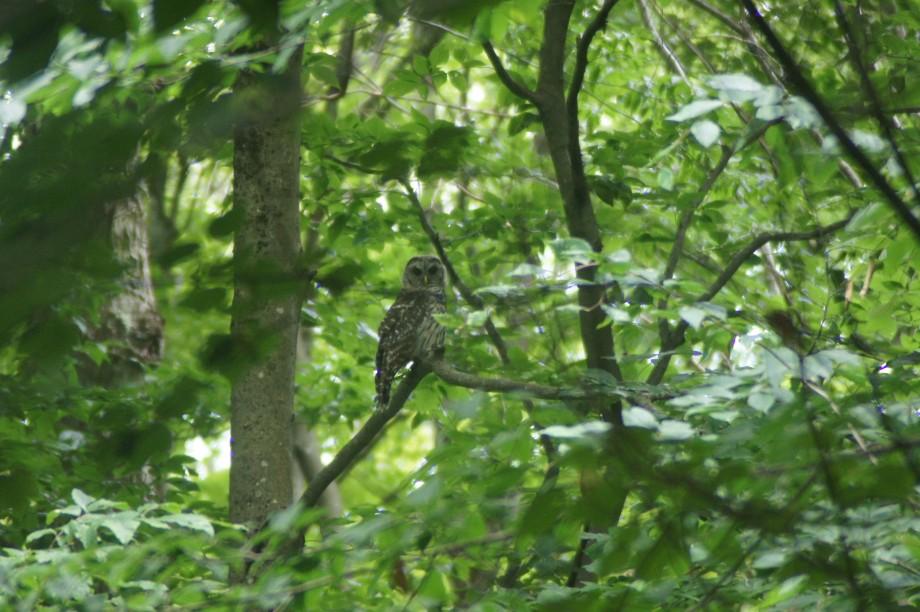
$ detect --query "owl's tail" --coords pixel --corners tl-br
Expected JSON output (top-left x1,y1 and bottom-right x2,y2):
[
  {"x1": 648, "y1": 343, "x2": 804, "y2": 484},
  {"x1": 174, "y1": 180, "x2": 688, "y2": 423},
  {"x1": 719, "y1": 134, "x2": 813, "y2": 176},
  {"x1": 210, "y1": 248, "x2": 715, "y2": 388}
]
[{"x1": 375, "y1": 371, "x2": 391, "y2": 409}]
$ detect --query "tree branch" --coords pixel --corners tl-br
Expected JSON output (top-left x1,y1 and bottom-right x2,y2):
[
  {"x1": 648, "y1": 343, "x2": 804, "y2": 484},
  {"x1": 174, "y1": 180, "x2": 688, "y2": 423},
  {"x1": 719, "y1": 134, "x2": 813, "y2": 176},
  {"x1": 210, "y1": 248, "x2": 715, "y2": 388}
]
[
  {"x1": 291, "y1": 365, "x2": 428, "y2": 525},
  {"x1": 662, "y1": 145, "x2": 734, "y2": 283},
  {"x1": 429, "y1": 358, "x2": 590, "y2": 400},
  {"x1": 655, "y1": 120, "x2": 776, "y2": 354},
  {"x1": 400, "y1": 180, "x2": 561, "y2": 476},
  {"x1": 688, "y1": 0, "x2": 746, "y2": 36},
  {"x1": 325, "y1": 21, "x2": 356, "y2": 112},
  {"x1": 358, "y1": 22, "x2": 445, "y2": 117},
  {"x1": 662, "y1": 119, "x2": 779, "y2": 285},
  {"x1": 638, "y1": 0, "x2": 690, "y2": 85},
  {"x1": 567, "y1": 0, "x2": 620, "y2": 125},
  {"x1": 482, "y1": 41, "x2": 540, "y2": 106},
  {"x1": 281, "y1": 351, "x2": 657, "y2": 544},
  {"x1": 534, "y1": 0, "x2": 624, "y2": 394},
  {"x1": 646, "y1": 212, "x2": 856, "y2": 385},
  {"x1": 399, "y1": 180, "x2": 510, "y2": 363},
  {"x1": 710, "y1": 215, "x2": 855, "y2": 304},
  {"x1": 833, "y1": 1, "x2": 918, "y2": 202},
  {"x1": 739, "y1": 0, "x2": 920, "y2": 242}
]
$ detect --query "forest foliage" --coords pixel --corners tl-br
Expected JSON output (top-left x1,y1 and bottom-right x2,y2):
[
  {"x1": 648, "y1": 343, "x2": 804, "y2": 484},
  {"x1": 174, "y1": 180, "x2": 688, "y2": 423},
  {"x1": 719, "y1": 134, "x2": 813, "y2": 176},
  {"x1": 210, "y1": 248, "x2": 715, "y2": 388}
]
[{"x1": 1, "y1": 0, "x2": 919, "y2": 609}]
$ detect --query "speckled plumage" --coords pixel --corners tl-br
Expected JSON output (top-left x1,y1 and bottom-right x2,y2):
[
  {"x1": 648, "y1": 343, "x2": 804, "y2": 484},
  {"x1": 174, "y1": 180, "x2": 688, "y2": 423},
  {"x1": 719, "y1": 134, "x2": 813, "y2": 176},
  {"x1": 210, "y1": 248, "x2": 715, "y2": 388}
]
[{"x1": 375, "y1": 255, "x2": 447, "y2": 407}]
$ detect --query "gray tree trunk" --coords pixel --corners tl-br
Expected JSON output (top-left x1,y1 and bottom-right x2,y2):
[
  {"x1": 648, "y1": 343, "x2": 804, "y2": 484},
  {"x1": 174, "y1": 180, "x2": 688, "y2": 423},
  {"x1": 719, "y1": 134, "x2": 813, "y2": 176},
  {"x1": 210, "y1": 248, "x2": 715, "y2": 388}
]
[
  {"x1": 229, "y1": 54, "x2": 304, "y2": 527},
  {"x1": 81, "y1": 191, "x2": 164, "y2": 386}
]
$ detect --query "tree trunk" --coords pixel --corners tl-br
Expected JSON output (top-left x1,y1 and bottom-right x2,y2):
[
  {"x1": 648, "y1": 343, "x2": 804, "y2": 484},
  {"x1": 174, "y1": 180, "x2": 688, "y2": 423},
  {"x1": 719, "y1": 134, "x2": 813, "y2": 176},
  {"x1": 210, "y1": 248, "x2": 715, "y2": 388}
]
[
  {"x1": 81, "y1": 189, "x2": 164, "y2": 386},
  {"x1": 229, "y1": 53, "x2": 304, "y2": 527}
]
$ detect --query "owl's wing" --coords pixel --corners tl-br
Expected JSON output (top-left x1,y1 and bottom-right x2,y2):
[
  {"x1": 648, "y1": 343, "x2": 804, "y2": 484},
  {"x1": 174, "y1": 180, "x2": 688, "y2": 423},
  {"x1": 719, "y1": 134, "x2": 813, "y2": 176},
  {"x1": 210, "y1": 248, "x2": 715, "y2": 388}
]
[{"x1": 375, "y1": 292, "x2": 418, "y2": 405}]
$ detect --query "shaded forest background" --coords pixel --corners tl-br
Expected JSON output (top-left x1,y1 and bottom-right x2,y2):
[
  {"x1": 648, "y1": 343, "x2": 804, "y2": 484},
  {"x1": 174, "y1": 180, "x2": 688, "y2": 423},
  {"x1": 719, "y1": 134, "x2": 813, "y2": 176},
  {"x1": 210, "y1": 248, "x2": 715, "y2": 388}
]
[{"x1": 1, "y1": 0, "x2": 919, "y2": 609}]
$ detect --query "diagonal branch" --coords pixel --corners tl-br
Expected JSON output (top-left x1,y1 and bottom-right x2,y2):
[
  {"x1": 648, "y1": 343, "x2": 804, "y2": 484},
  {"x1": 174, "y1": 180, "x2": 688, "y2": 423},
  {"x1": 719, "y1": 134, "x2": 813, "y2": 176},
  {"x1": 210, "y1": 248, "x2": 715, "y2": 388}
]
[
  {"x1": 646, "y1": 212, "x2": 856, "y2": 385},
  {"x1": 655, "y1": 120, "x2": 776, "y2": 350},
  {"x1": 661, "y1": 119, "x2": 779, "y2": 285},
  {"x1": 833, "y1": 2, "x2": 918, "y2": 201},
  {"x1": 293, "y1": 365, "x2": 428, "y2": 515},
  {"x1": 567, "y1": 0, "x2": 620, "y2": 123},
  {"x1": 482, "y1": 41, "x2": 540, "y2": 106},
  {"x1": 703, "y1": 213, "x2": 855, "y2": 303},
  {"x1": 400, "y1": 180, "x2": 564, "y2": 477},
  {"x1": 638, "y1": 0, "x2": 690, "y2": 85},
  {"x1": 662, "y1": 144, "x2": 734, "y2": 284},
  {"x1": 688, "y1": 0, "x2": 746, "y2": 36},
  {"x1": 738, "y1": 0, "x2": 920, "y2": 242},
  {"x1": 286, "y1": 349, "x2": 657, "y2": 533},
  {"x1": 399, "y1": 180, "x2": 511, "y2": 363}
]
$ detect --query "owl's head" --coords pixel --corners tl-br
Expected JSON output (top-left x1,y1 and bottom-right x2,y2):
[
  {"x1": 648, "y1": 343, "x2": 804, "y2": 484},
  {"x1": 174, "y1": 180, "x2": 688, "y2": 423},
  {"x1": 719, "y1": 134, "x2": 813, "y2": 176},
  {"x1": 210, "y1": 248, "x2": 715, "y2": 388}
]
[{"x1": 402, "y1": 255, "x2": 446, "y2": 291}]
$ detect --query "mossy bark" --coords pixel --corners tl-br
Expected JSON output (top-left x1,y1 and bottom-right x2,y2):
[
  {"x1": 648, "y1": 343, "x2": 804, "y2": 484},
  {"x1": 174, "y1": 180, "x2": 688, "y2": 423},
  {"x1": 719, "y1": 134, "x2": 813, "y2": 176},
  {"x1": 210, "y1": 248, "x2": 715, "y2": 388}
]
[{"x1": 229, "y1": 52, "x2": 304, "y2": 528}]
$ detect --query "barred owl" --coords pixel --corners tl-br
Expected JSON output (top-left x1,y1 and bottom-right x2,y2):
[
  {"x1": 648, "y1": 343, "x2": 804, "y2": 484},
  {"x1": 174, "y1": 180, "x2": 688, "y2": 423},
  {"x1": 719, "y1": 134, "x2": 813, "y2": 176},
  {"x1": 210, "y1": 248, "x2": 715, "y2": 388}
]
[{"x1": 375, "y1": 255, "x2": 447, "y2": 407}]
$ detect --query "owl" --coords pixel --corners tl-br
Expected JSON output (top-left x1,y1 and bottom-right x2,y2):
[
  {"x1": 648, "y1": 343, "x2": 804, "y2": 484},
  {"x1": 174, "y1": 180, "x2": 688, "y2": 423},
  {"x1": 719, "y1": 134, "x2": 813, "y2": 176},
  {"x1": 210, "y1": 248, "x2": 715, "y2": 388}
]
[{"x1": 375, "y1": 255, "x2": 447, "y2": 407}]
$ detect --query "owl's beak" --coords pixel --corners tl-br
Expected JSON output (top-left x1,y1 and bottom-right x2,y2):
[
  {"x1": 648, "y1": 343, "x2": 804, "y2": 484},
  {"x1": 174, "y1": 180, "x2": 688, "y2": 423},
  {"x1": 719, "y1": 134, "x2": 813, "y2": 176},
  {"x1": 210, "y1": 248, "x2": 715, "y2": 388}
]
[{"x1": 423, "y1": 273, "x2": 429, "y2": 285}]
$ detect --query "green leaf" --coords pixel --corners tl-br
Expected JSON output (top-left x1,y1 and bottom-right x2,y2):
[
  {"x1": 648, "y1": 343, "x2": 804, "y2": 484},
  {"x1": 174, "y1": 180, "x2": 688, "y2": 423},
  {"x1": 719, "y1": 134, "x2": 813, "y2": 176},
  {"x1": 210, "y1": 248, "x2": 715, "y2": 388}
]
[
  {"x1": 161, "y1": 513, "x2": 214, "y2": 536},
  {"x1": 622, "y1": 407, "x2": 658, "y2": 430},
  {"x1": 846, "y1": 201, "x2": 890, "y2": 233},
  {"x1": 602, "y1": 305, "x2": 631, "y2": 323},
  {"x1": 102, "y1": 512, "x2": 140, "y2": 545},
  {"x1": 412, "y1": 54, "x2": 429, "y2": 76},
  {"x1": 25, "y1": 528, "x2": 56, "y2": 545},
  {"x1": 748, "y1": 391, "x2": 775, "y2": 413},
  {"x1": 418, "y1": 121, "x2": 472, "y2": 178},
  {"x1": 588, "y1": 175, "x2": 631, "y2": 205},
  {"x1": 550, "y1": 237, "x2": 594, "y2": 259},
  {"x1": 541, "y1": 421, "x2": 611, "y2": 440},
  {"x1": 690, "y1": 119, "x2": 721, "y2": 147},
  {"x1": 707, "y1": 73, "x2": 764, "y2": 102},
  {"x1": 429, "y1": 41, "x2": 451, "y2": 67},
  {"x1": 753, "y1": 550, "x2": 788, "y2": 569},
  {"x1": 657, "y1": 167, "x2": 674, "y2": 191},
  {"x1": 72, "y1": 488, "x2": 94, "y2": 512},
  {"x1": 466, "y1": 309, "x2": 490, "y2": 327},
  {"x1": 667, "y1": 99, "x2": 723, "y2": 122},
  {"x1": 508, "y1": 112, "x2": 540, "y2": 135},
  {"x1": 519, "y1": 489, "x2": 565, "y2": 536},
  {"x1": 679, "y1": 305, "x2": 707, "y2": 329},
  {"x1": 658, "y1": 420, "x2": 694, "y2": 441}
]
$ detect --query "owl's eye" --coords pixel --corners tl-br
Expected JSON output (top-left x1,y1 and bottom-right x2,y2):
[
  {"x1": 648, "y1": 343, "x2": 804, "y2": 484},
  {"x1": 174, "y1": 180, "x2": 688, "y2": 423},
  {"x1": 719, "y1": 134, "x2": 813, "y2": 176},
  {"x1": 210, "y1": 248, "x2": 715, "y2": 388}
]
[
  {"x1": 411, "y1": 267, "x2": 422, "y2": 275},
  {"x1": 428, "y1": 265, "x2": 440, "y2": 275}
]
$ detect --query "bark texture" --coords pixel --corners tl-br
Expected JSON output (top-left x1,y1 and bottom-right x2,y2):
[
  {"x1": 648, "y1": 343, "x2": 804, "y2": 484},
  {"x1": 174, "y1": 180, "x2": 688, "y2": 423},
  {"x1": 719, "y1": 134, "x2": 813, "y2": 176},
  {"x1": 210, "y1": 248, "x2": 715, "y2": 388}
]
[
  {"x1": 229, "y1": 54, "x2": 304, "y2": 527},
  {"x1": 81, "y1": 191, "x2": 164, "y2": 386}
]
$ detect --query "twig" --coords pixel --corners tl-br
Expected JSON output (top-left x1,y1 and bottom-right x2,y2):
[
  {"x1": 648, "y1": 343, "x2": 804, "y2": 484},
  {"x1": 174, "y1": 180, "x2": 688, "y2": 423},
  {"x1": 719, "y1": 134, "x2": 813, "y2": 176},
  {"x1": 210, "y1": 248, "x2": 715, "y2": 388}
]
[
  {"x1": 662, "y1": 144, "x2": 735, "y2": 283},
  {"x1": 688, "y1": 0, "x2": 746, "y2": 36},
  {"x1": 701, "y1": 213, "x2": 855, "y2": 303},
  {"x1": 833, "y1": 2, "x2": 918, "y2": 200},
  {"x1": 655, "y1": 122, "x2": 773, "y2": 355},
  {"x1": 638, "y1": 0, "x2": 690, "y2": 85},
  {"x1": 399, "y1": 180, "x2": 511, "y2": 363},
  {"x1": 567, "y1": 0, "x2": 620, "y2": 122},
  {"x1": 753, "y1": 438, "x2": 920, "y2": 477},
  {"x1": 798, "y1": 356, "x2": 872, "y2": 607},
  {"x1": 646, "y1": 212, "x2": 855, "y2": 384},
  {"x1": 693, "y1": 472, "x2": 818, "y2": 610},
  {"x1": 739, "y1": 0, "x2": 920, "y2": 241},
  {"x1": 482, "y1": 41, "x2": 540, "y2": 106}
]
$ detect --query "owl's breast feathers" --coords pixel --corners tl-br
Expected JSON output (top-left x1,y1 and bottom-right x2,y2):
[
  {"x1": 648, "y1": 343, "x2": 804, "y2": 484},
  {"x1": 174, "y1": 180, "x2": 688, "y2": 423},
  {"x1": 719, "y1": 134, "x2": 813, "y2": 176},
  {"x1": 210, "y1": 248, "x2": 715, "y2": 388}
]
[{"x1": 374, "y1": 289, "x2": 446, "y2": 407}]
